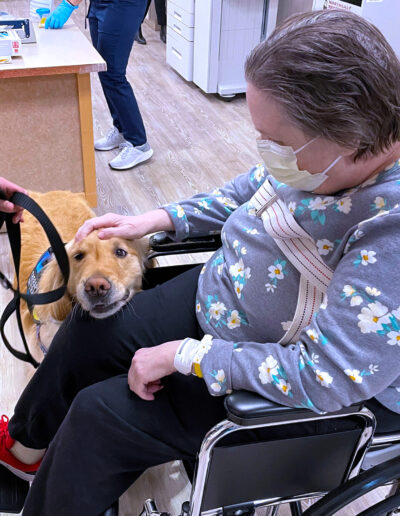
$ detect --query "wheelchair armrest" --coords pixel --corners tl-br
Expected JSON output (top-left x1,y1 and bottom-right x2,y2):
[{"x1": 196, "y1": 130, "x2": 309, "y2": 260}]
[
  {"x1": 224, "y1": 391, "x2": 365, "y2": 427},
  {"x1": 148, "y1": 231, "x2": 221, "y2": 258}
]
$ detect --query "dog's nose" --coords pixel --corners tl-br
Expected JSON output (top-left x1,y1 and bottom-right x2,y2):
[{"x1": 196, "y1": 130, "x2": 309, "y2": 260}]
[{"x1": 85, "y1": 276, "x2": 111, "y2": 298}]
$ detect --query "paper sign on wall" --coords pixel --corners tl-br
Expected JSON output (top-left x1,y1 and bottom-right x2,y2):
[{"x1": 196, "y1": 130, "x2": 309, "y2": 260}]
[{"x1": 312, "y1": 0, "x2": 364, "y2": 15}]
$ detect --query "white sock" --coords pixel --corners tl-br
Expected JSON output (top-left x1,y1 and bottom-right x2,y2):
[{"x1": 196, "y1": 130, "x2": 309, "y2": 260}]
[{"x1": 10, "y1": 441, "x2": 46, "y2": 465}]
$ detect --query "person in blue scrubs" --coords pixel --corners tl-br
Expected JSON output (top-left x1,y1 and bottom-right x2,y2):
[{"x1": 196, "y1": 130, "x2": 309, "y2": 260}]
[{"x1": 45, "y1": 0, "x2": 153, "y2": 171}]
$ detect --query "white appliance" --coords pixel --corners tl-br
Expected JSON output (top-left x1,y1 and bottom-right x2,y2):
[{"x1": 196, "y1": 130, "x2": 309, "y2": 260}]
[
  {"x1": 166, "y1": 0, "x2": 267, "y2": 99},
  {"x1": 312, "y1": 0, "x2": 400, "y2": 56}
]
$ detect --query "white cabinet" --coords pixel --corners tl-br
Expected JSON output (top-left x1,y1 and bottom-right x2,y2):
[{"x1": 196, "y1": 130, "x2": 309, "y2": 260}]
[
  {"x1": 166, "y1": 0, "x2": 195, "y2": 81},
  {"x1": 166, "y1": 0, "x2": 266, "y2": 98}
]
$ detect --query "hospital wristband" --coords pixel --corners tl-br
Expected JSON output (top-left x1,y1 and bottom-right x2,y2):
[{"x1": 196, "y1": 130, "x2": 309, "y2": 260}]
[{"x1": 174, "y1": 337, "x2": 202, "y2": 376}]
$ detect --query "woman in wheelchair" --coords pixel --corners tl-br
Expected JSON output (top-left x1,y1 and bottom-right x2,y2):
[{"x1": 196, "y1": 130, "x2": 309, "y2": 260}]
[{"x1": 2, "y1": 9, "x2": 400, "y2": 516}]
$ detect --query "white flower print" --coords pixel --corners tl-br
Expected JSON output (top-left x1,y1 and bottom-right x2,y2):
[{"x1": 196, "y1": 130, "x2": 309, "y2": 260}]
[
  {"x1": 211, "y1": 382, "x2": 222, "y2": 393},
  {"x1": 227, "y1": 310, "x2": 241, "y2": 329},
  {"x1": 258, "y1": 355, "x2": 279, "y2": 384},
  {"x1": 350, "y1": 295, "x2": 363, "y2": 307},
  {"x1": 268, "y1": 263, "x2": 284, "y2": 280},
  {"x1": 217, "y1": 264, "x2": 224, "y2": 276},
  {"x1": 317, "y1": 239, "x2": 334, "y2": 256},
  {"x1": 308, "y1": 196, "x2": 335, "y2": 211},
  {"x1": 311, "y1": 353, "x2": 319, "y2": 364},
  {"x1": 216, "y1": 196, "x2": 238, "y2": 210},
  {"x1": 229, "y1": 258, "x2": 250, "y2": 280},
  {"x1": 343, "y1": 285, "x2": 355, "y2": 297},
  {"x1": 254, "y1": 165, "x2": 265, "y2": 182},
  {"x1": 306, "y1": 329, "x2": 319, "y2": 343},
  {"x1": 387, "y1": 331, "x2": 400, "y2": 346},
  {"x1": 246, "y1": 228, "x2": 258, "y2": 235},
  {"x1": 336, "y1": 197, "x2": 352, "y2": 214},
  {"x1": 229, "y1": 260, "x2": 243, "y2": 277},
  {"x1": 176, "y1": 204, "x2": 185, "y2": 218},
  {"x1": 276, "y1": 379, "x2": 292, "y2": 396},
  {"x1": 365, "y1": 286, "x2": 381, "y2": 297},
  {"x1": 234, "y1": 281, "x2": 243, "y2": 299},
  {"x1": 241, "y1": 247, "x2": 247, "y2": 255},
  {"x1": 197, "y1": 200, "x2": 210, "y2": 210},
  {"x1": 281, "y1": 320, "x2": 292, "y2": 331},
  {"x1": 374, "y1": 196, "x2": 386, "y2": 210},
  {"x1": 392, "y1": 306, "x2": 400, "y2": 320},
  {"x1": 215, "y1": 369, "x2": 225, "y2": 382},
  {"x1": 196, "y1": 302, "x2": 201, "y2": 312},
  {"x1": 360, "y1": 250, "x2": 377, "y2": 266},
  {"x1": 209, "y1": 301, "x2": 227, "y2": 321},
  {"x1": 200, "y1": 265, "x2": 206, "y2": 275},
  {"x1": 233, "y1": 240, "x2": 239, "y2": 248},
  {"x1": 265, "y1": 283, "x2": 277, "y2": 293},
  {"x1": 344, "y1": 369, "x2": 363, "y2": 384},
  {"x1": 369, "y1": 364, "x2": 379, "y2": 375},
  {"x1": 315, "y1": 370, "x2": 333, "y2": 388},
  {"x1": 194, "y1": 208, "x2": 201, "y2": 215},
  {"x1": 358, "y1": 301, "x2": 391, "y2": 334},
  {"x1": 288, "y1": 201, "x2": 296, "y2": 214}
]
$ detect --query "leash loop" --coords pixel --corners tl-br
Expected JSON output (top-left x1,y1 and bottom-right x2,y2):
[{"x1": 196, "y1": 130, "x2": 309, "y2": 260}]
[{"x1": 0, "y1": 188, "x2": 69, "y2": 368}]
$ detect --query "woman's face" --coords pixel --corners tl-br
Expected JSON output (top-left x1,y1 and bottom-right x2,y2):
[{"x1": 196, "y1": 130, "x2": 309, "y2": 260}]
[{"x1": 246, "y1": 82, "x2": 356, "y2": 192}]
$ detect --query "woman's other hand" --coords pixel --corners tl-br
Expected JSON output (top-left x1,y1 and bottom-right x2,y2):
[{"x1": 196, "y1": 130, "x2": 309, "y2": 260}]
[
  {"x1": 75, "y1": 209, "x2": 174, "y2": 242},
  {"x1": 45, "y1": 0, "x2": 78, "y2": 30},
  {"x1": 128, "y1": 340, "x2": 181, "y2": 401},
  {"x1": 0, "y1": 177, "x2": 27, "y2": 223}
]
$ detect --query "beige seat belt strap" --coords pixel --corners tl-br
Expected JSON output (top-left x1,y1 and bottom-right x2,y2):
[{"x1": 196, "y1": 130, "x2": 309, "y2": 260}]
[{"x1": 251, "y1": 179, "x2": 332, "y2": 344}]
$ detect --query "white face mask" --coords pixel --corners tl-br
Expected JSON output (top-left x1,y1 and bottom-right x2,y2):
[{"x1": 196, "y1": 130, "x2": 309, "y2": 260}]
[{"x1": 257, "y1": 137, "x2": 342, "y2": 192}]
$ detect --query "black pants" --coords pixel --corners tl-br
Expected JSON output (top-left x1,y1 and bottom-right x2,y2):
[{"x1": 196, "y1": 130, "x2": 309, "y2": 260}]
[
  {"x1": 8, "y1": 265, "x2": 400, "y2": 515},
  {"x1": 89, "y1": 0, "x2": 148, "y2": 146},
  {"x1": 9, "y1": 266, "x2": 226, "y2": 515},
  {"x1": 143, "y1": 0, "x2": 165, "y2": 27}
]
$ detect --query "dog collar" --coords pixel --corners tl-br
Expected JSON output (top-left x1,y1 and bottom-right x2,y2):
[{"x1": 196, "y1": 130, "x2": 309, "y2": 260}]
[{"x1": 26, "y1": 246, "x2": 54, "y2": 324}]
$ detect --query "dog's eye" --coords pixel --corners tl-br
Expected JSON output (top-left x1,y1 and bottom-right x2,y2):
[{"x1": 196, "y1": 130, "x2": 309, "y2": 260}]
[
  {"x1": 115, "y1": 248, "x2": 127, "y2": 258},
  {"x1": 74, "y1": 252, "x2": 85, "y2": 261}
]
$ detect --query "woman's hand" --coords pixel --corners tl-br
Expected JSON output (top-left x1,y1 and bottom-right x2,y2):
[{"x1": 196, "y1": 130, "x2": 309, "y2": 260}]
[
  {"x1": 128, "y1": 340, "x2": 182, "y2": 400},
  {"x1": 75, "y1": 209, "x2": 174, "y2": 242},
  {"x1": 0, "y1": 177, "x2": 27, "y2": 223}
]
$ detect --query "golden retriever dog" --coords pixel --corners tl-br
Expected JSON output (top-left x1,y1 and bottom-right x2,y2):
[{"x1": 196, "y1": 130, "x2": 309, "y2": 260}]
[{"x1": 18, "y1": 191, "x2": 150, "y2": 363}]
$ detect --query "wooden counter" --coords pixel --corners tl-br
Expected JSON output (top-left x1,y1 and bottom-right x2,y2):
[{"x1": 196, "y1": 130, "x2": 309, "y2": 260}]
[{"x1": 0, "y1": 20, "x2": 106, "y2": 206}]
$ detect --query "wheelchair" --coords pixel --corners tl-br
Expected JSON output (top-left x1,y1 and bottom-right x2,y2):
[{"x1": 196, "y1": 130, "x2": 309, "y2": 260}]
[{"x1": 1, "y1": 232, "x2": 400, "y2": 516}]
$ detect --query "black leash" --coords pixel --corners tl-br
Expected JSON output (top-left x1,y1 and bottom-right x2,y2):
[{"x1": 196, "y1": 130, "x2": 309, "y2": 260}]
[{"x1": 0, "y1": 189, "x2": 69, "y2": 368}]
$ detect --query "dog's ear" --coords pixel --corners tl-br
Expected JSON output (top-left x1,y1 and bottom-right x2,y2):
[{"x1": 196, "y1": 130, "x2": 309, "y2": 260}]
[{"x1": 34, "y1": 257, "x2": 72, "y2": 323}]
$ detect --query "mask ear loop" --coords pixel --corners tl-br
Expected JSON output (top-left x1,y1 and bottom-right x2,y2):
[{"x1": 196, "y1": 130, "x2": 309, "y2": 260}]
[
  {"x1": 321, "y1": 155, "x2": 342, "y2": 176},
  {"x1": 294, "y1": 136, "x2": 319, "y2": 155}
]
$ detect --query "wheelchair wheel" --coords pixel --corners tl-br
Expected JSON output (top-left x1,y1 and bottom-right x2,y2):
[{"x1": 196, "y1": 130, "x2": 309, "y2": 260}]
[{"x1": 303, "y1": 456, "x2": 400, "y2": 516}]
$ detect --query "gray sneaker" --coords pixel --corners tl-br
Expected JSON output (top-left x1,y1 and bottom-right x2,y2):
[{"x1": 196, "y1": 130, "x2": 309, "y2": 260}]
[
  {"x1": 95, "y1": 127, "x2": 126, "y2": 151},
  {"x1": 109, "y1": 142, "x2": 153, "y2": 170}
]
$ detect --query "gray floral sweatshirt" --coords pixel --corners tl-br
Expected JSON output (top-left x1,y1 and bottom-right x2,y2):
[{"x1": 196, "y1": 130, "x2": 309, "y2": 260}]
[{"x1": 162, "y1": 161, "x2": 400, "y2": 414}]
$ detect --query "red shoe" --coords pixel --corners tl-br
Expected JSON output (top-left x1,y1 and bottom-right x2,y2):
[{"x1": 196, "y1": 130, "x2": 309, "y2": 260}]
[{"x1": 0, "y1": 415, "x2": 41, "y2": 481}]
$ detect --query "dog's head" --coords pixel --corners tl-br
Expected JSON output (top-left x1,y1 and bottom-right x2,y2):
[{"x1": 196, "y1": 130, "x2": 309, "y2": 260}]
[{"x1": 36, "y1": 231, "x2": 151, "y2": 321}]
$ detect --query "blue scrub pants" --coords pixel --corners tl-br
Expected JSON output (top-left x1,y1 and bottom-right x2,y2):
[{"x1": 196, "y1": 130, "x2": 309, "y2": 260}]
[{"x1": 88, "y1": 0, "x2": 148, "y2": 146}]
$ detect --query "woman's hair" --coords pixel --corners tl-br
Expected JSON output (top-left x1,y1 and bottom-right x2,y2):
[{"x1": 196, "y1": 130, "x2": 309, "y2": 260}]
[{"x1": 245, "y1": 9, "x2": 400, "y2": 160}]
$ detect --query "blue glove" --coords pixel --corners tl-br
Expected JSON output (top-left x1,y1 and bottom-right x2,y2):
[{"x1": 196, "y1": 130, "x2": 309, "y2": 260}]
[{"x1": 45, "y1": 0, "x2": 78, "y2": 29}]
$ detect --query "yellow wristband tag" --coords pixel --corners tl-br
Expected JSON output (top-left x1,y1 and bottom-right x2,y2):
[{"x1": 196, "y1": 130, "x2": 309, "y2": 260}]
[{"x1": 193, "y1": 362, "x2": 203, "y2": 378}]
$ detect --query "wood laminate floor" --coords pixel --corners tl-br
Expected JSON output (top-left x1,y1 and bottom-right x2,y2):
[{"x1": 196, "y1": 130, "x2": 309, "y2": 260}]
[{"x1": 0, "y1": 2, "x2": 392, "y2": 514}]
